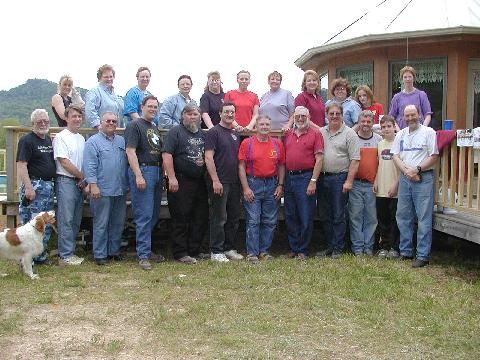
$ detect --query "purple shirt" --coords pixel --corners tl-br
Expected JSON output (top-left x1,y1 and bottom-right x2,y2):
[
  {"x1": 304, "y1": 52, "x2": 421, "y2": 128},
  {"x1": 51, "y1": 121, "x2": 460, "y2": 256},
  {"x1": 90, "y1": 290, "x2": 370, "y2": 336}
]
[{"x1": 388, "y1": 89, "x2": 432, "y2": 129}]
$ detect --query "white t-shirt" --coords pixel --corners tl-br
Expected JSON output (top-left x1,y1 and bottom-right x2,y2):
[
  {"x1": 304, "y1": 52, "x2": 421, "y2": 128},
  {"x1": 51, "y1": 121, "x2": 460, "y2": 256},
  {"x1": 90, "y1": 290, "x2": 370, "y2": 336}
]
[
  {"x1": 391, "y1": 124, "x2": 438, "y2": 167},
  {"x1": 53, "y1": 128, "x2": 85, "y2": 177}
]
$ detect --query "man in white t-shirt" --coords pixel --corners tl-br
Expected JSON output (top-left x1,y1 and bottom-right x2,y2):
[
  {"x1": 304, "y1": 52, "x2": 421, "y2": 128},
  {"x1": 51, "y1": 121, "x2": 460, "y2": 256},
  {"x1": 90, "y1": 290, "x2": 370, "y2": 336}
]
[
  {"x1": 392, "y1": 105, "x2": 438, "y2": 268},
  {"x1": 53, "y1": 105, "x2": 86, "y2": 266}
]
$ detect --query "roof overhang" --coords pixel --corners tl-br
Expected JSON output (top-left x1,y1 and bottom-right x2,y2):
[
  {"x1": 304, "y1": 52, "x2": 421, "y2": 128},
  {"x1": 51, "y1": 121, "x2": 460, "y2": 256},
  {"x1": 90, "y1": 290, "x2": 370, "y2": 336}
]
[{"x1": 295, "y1": 26, "x2": 480, "y2": 69}]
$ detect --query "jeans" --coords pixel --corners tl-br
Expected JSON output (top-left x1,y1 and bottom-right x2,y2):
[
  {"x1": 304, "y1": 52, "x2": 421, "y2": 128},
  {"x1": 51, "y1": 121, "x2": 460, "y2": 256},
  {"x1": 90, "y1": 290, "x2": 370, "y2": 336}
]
[
  {"x1": 167, "y1": 175, "x2": 208, "y2": 259},
  {"x1": 348, "y1": 180, "x2": 377, "y2": 254},
  {"x1": 317, "y1": 172, "x2": 348, "y2": 252},
  {"x1": 56, "y1": 176, "x2": 84, "y2": 259},
  {"x1": 90, "y1": 195, "x2": 126, "y2": 260},
  {"x1": 208, "y1": 182, "x2": 241, "y2": 254},
  {"x1": 243, "y1": 176, "x2": 279, "y2": 256},
  {"x1": 18, "y1": 179, "x2": 55, "y2": 263},
  {"x1": 284, "y1": 171, "x2": 316, "y2": 255},
  {"x1": 376, "y1": 197, "x2": 399, "y2": 251},
  {"x1": 128, "y1": 165, "x2": 163, "y2": 260},
  {"x1": 396, "y1": 171, "x2": 434, "y2": 261}
]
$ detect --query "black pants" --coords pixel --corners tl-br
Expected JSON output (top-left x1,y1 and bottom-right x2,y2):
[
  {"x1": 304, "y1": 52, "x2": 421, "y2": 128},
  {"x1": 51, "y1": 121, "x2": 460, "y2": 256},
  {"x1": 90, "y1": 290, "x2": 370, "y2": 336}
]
[
  {"x1": 376, "y1": 197, "x2": 399, "y2": 251},
  {"x1": 208, "y1": 182, "x2": 241, "y2": 254},
  {"x1": 167, "y1": 175, "x2": 209, "y2": 259}
]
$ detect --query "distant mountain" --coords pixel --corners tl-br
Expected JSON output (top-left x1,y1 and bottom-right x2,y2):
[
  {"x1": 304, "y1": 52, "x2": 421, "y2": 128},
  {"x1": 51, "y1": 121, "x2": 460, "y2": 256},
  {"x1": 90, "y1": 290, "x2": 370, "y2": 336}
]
[{"x1": 0, "y1": 79, "x2": 87, "y2": 126}]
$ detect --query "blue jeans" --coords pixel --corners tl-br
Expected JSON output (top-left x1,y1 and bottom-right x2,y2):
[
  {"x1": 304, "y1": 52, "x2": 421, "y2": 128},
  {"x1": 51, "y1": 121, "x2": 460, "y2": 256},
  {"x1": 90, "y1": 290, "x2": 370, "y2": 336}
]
[
  {"x1": 284, "y1": 171, "x2": 316, "y2": 255},
  {"x1": 348, "y1": 180, "x2": 377, "y2": 254},
  {"x1": 208, "y1": 182, "x2": 241, "y2": 254},
  {"x1": 90, "y1": 195, "x2": 126, "y2": 260},
  {"x1": 19, "y1": 179, "x2": 55, "y2": 263},
  {"x1": 128, "y1": 165, "x2": 163, "y2": 260},
  {"x1": 243, "y1": 176, "x2": 279, "y2": 256},
  {"x1": 396, "y1": 171, "x2": 434, "y2": 261},
  {"x1": 317, "y1": 173, "x2": 348, "y2": 252},
  {"x1": 56, "y1": 176, "x2": 84, "y2": 259}
]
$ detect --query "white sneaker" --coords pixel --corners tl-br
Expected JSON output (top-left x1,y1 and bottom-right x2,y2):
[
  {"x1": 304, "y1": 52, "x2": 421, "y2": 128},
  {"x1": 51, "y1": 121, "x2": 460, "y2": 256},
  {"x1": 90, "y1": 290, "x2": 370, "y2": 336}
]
[
  {"x1": 59, "y1": 255, "x2": 84, "y2": 266},
  {"x1": 224, "y1": 250, "x2": 244, "y2": 261},
  {"x1": 211, "y1": 253, "x2": 230, "y2": 262}
]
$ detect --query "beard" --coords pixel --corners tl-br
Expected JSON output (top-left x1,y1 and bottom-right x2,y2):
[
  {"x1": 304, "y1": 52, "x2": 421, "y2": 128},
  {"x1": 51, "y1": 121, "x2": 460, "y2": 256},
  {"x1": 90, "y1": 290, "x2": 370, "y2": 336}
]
[{"x1": 185, "y1": 122, "x2": 199, "y2": 133}]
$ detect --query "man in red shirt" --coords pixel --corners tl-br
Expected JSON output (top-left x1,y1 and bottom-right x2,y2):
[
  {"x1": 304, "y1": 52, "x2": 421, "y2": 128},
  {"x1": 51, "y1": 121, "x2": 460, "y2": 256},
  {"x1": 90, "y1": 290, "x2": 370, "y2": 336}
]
[
  {"x1": 238, "y1": 115, "x2": 285, "y2": 262},
  {"x1": 283, "y1": 106, "x2": 324, "y2": 259}
]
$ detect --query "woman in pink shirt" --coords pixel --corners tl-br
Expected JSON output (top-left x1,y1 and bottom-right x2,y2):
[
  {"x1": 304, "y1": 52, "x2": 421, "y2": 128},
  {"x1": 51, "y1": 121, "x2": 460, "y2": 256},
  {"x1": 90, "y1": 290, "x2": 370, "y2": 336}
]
[{"x1": 293, "y1": 70, "x2": 325, "y2": 130}]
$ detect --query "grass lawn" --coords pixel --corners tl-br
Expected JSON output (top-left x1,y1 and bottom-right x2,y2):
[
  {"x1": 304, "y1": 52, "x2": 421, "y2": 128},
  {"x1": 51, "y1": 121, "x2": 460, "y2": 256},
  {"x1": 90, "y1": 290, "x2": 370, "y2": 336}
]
[{"x1": 0, "y1": 248, "x2": 479, "y2": 359}]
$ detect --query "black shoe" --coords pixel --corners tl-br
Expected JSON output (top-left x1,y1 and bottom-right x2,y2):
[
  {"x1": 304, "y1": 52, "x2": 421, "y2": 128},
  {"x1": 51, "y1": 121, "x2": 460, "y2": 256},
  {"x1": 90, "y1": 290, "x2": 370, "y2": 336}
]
[
  {"x1": 412, "y1": 259, "x2": 429, "y2": 268},
  {"x1": 399, "y1": 255, "x2": 414, "y2": 261},
  {"x1": 315, "y1": 249, "x2": 333, "y2": 257},
  {"x1": 95, "y1": 258, "x2": 108, "y2": 266},
  {"x1": 109, "y1": 254, "x2": 126, "y2": 261}
]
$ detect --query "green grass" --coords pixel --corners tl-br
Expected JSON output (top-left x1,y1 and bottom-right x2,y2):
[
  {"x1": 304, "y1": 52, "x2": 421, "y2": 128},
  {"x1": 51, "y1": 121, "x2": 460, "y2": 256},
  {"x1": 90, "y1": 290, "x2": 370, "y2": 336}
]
[{"x1": 0, "y1": 254, "x2": 479, "y2": 359}]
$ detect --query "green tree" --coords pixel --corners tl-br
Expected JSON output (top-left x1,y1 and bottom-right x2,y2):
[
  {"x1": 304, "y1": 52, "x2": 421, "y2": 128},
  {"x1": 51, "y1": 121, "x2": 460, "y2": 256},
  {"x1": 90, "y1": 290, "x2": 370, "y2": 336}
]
[{"x1": 0, "y1": 118, "x2": 21, "y2": 149}]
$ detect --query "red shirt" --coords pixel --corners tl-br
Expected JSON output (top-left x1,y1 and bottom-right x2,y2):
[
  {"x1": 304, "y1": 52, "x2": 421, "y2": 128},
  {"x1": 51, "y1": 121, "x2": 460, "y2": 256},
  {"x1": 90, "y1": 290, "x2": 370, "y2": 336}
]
[
  {"x1": 224, "y1": 90, "x2": 259, "y2": 127},
  {"x1": 364, "y1": 102, "x2": 384, "y2": 124},
  {"x1": 294, "y1": 91, "x2": 326, "y2": 127},
  {"x1": 238, "y1": 136, "x2": 285, "y2": 177},
  {"x1": 284, "y1": 127, "x2": 324, "y2": 171}
]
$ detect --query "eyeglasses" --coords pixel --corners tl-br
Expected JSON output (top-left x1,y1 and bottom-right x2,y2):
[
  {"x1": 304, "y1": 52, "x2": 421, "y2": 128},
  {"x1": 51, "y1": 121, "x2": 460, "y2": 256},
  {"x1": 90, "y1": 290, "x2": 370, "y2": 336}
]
[
  {"x1": 328, "y1": 112, "x2": 342, "y2": 116},
  {"x1": 35, "y1": 119, "x2": 50, "y2": 124},
  {"x1": 294, "y1": 115, "x2": 308, "y2": 119},
  {"x1": 104, "y1": 119, "x2": 117, "y2": 124}
]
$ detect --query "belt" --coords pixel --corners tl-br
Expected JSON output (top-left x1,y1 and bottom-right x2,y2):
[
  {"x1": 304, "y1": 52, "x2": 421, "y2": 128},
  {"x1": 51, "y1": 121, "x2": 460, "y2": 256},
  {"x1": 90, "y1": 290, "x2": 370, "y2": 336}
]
[
  {"x1": 140, "y1": 162, "x2": 161, "y2": 167},
  {"x1": 355, "y1": 178, "x2": 371, "y2": 183},
  {"x1": 31, "y1": 176, "x2": 55, "y2": 182},
  {"x1": 287, "y1": 169, "x2": 313, "y2": 175},
  {"x1": 247, "y1": 175, "x2": 277, "y2": 180},
  {"x1": 421, "y1": 169, "x2": 434, "y2": 174},
  {"x1": 57, "y1": 174, "x2": 76, "y2": 180},
  {"x1": 321, "y1": 172, "x2": 347, "y2": 176}
]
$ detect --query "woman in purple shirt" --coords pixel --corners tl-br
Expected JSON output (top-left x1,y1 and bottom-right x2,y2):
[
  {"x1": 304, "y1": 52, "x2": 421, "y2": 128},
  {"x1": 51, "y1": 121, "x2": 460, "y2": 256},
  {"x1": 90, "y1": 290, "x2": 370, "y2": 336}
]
[{"x1": 389, "y1": 65, "x2": 432, "y2": 129}]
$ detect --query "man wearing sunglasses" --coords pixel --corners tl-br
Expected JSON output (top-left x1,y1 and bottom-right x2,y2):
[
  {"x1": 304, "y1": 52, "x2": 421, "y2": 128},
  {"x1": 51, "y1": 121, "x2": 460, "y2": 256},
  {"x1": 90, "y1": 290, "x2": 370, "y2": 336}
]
[{"x1": 84, "y1": 112, "x2": 128, "y2": 265}]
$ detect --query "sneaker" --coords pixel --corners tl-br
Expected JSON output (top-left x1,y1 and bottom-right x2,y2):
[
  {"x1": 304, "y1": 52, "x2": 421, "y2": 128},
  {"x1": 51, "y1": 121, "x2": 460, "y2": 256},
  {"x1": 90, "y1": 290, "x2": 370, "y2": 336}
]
[
  {"x1": 211, "y1": 253, "x2": 229, "y2": 262},
  {"x1": 59, "y1": 255, "x2": 84, "y2": 266},
  {"x1": 364, "y1": 249, "x2": 374, "y2": 256},
  {"x1": 150, "y1": 253, "x2": 166, "y2": 263},
  {"x1": 95, "y1": 258, "x2": 108, "y2": 266},
  {"x1": 296, "y1": 253, "x2": 308, "y2": 260},
  {"x1": 259, "y1": 253, "x2": 274, "y2": 261},
  {"x1": 412, "y1": 259, "x2": 429, "y2": 268},
  {"x1": 224, "y1": 250, "x2": 244, "y2": 261},
  {"x1": 387, "y1": 249, "x2": 399, "y2": 259},
  {"x1": 176, "y1": 255, "x2": 197, "y2": 264},
  {"x1": 331, "y1": 251, "x2": 343, "y2": 259},
  {"x1": 316, "y1": 249, "x2": 333, "y2": 257},
  {"x1": 196, "y1": 252, "x2": 211, "y2": 261},
  {"x1": 377, "y1": 249, "x2": 389, "y2": 259},
  {"x1": 139, "y1": 259, "x2": 152, "y2": 270},
  {"x1": 246, "y1": 254, "x2": 259, "y2": 263}
]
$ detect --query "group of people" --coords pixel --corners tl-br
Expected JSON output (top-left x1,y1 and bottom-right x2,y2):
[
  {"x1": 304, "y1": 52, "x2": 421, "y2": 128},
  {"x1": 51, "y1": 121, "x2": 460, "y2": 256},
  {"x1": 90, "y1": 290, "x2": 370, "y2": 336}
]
[{"x1": 17, "y1": 64, "x2": 437, "y2": 271}]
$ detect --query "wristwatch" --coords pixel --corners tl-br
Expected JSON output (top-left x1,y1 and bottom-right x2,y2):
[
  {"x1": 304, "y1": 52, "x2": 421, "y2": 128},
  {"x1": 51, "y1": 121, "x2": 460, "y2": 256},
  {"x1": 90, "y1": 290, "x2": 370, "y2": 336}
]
[{"x1": 416, "y1": 166, "x2": 422, "y2": 174}]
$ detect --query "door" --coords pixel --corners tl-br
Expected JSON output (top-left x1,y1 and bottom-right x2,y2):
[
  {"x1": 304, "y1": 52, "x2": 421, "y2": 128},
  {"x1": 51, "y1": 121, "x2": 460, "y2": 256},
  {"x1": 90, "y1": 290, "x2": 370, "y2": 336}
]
[{"x1": 466, "y1": 60, "x2": 480, "y2": 129}]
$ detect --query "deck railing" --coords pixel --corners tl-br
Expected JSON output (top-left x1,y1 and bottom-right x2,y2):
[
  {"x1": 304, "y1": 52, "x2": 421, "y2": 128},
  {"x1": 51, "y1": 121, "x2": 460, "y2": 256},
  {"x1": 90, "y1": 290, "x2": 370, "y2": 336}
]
[
  {"x1": 435, "y1": 137, "x2": 479, "y2": 214},
  {"x1": 4, "y1": 126, "x2": 478, "y2": 214}
]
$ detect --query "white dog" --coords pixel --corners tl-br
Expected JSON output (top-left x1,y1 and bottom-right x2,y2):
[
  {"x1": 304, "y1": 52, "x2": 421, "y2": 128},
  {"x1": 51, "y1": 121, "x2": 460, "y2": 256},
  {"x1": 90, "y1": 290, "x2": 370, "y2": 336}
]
[{"x1": 0, "y1": 210, "x2": 56, "y2": 279}]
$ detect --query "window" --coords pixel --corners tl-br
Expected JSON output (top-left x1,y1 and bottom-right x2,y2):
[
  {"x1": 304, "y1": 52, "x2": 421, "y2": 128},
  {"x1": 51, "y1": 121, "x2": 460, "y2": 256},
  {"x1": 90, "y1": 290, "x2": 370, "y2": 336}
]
[
  {"x1": 336, "y1": 64, "x2": 373, "y2": 95},
  {"x1": 319, "y1": 72, "x2": 328, "y2": 103},
  {"x1": 389, "y1": 58, "x2": 446, "y2": 129}
]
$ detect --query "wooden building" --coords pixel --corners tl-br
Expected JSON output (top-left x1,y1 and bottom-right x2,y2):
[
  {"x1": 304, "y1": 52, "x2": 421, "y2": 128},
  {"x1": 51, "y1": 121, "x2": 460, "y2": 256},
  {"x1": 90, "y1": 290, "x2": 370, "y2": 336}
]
[{"x1": 295, "y1": 0, "x2": 480, "y2": 129}]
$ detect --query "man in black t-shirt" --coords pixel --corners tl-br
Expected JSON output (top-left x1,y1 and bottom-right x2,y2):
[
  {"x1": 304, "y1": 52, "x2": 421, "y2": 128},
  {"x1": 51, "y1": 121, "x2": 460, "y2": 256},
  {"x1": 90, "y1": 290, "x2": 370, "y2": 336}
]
[
  {"x1": 162, "y1": 104, "x2": 208, "y2": 264},
  {"x1": 125, "y1": 95, "x2": 164, "y2": 271},
  {"x1": 16, "y1": 109, "x2": 56, "y2": 264},
  {"x1": 205, "y1": 102, "x2": 243, "y2": 262}
]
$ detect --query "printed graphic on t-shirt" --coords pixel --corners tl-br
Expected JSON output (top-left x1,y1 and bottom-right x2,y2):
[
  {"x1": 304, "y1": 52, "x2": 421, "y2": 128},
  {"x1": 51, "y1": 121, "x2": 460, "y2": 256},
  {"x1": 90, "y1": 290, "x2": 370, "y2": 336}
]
[
  {"x1": 37, "y1": 145, "x2": 53, "y2": 154},
  {"x1": 147, "y1": 128, "x2": 162, "y2": 154},
  {"x1": 381, "y1": 148, "x2": 393, "y2": 160},
  {"x1": 186, "y1": 137, "x2": 205, "y2": 166}
]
